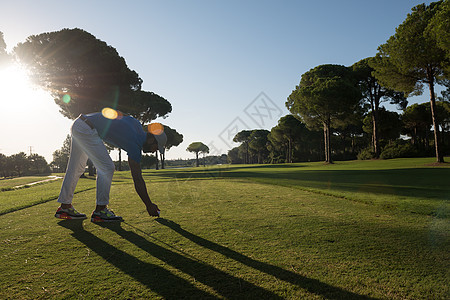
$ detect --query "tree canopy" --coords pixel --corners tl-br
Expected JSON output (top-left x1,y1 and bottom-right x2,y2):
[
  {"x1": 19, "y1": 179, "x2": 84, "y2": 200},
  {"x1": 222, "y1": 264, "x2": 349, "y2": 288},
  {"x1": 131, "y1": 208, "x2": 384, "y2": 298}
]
[
  {"x1": 352, "y1": 57, "x2": 407, "y2": 157},
  {"x1": 286, "y1": 64, "x2": 361, "y2": 162},
  {"x1": 130, "y1": 91, "x2": 172, "y2": 125},
  {"x1": 187, "y1": 142, "x2": 209, "y2": 167},
  {"x1": 14, "y1": 28, "x2": 142, "y2": 119},
  {"x1": 371, "y1": 1, "x2": 448, "y2": 162}
]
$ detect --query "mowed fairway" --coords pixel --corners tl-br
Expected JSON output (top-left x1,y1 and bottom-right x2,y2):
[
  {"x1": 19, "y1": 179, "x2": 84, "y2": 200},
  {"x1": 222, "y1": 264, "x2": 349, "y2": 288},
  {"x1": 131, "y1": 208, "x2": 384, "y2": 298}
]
[{"x1": 0, "y1": 158, "x2": 448, "y2": 299}]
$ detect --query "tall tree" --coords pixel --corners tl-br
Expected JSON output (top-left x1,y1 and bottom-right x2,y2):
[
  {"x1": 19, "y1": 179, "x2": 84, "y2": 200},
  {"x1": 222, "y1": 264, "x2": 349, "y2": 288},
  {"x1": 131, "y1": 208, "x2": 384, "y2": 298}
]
[
  {"x1": 186, "y1": 142, "x2": 209, "y2": 167},
  {"x1": 427, "y1": 0, "x2": 450, "y2": 74},
  {"x1": 10, "y1": 152, "x2": 29, "y2": 177},
  {"x1": 248, "y1": 130, "x2": 270, "y2": 164},
  {"x1": 14, "y1": 28, "x2": 142, "y2": 119},
  {"x1": 363, "y1": 108, "x2": 402, "y2": 146},
  {"x1": 371, "y1": 1, "x2": 448, "y2": 162},
  {"x1": 269, "y1": 115, "x2": 307, "y2": 163},
  {"x1": 28, "y1": 154, "x2": 51, "y2": 175},
  {"x1": 401, "y1": 103, "x2": 432, "y2": 151},
  {"x1": 51, "y1": 135, "x2": 71, "y2": 172},
  {"x1": 159, "y1": 124, "x2": 183, "y2": 169},
  {"x1": 233, "y1": 130, "x2": 252, "y2": 164},
  {"x1": 353, "y1": 57, "x2": 407, "y2": 158},
  {"x1": 286, "y1": 64, "x2": 361, "y2": 163}
]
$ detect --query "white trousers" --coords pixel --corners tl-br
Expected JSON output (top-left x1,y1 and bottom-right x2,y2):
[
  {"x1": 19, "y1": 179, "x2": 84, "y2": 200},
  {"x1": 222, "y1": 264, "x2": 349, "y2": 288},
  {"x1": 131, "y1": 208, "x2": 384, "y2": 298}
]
[{"x1": 57, "y1": 118, "x2": 115, "y2": 206}]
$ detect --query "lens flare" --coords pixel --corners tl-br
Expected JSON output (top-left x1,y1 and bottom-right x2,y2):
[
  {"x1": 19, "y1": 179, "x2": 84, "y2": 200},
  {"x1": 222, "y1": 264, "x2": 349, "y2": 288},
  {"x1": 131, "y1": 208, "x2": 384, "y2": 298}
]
[
  {"x1": 102, "y1": 107, "x2": 118, "y2": 119},
  {"x1": 148, "y1": 123, "x2": 164, "y2": 135},
  {"x1": 62, "y1": 94, "x2": 71, "y2": 104}
]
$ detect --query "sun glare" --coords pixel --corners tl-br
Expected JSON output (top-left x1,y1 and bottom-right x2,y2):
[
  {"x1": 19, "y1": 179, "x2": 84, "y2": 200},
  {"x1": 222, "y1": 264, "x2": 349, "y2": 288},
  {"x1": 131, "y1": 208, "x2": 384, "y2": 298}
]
[
  {"x1": 0, "y1": 63, "x2": 52, "y2": 111},
  {"x1": 0, "y1": 64, "x2": 34, "y2": 106}
]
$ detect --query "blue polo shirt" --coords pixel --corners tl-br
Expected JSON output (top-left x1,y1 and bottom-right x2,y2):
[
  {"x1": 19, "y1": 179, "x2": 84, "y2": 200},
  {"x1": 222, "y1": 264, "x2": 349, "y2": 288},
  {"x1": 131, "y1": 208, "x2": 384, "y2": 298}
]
[{"x1": 85, "y1": 113, "x2": 147, "y2": 162}]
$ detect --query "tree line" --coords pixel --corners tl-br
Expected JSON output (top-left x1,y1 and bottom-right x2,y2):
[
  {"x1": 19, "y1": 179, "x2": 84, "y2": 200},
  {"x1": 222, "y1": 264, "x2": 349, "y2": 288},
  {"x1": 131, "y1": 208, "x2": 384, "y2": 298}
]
[
  {"x1": 0, "y1": 152, "x2": 51, "y2": 177},
  {"x1": 229, "y1": 1, "x2": 449, "y2": 164}
]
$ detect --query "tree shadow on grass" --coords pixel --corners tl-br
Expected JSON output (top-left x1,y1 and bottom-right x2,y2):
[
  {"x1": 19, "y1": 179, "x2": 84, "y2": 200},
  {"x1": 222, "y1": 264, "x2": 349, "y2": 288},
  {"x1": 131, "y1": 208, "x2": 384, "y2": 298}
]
[
  {"x1": 156, "y1": 218, "x2": 377, "y2": 300},
  {"x1": 57, "y1": 220, "x2": 213, "y2": 299},
  {"x1": 99, "y1": 222, "x2": 284, "y2": 299}
]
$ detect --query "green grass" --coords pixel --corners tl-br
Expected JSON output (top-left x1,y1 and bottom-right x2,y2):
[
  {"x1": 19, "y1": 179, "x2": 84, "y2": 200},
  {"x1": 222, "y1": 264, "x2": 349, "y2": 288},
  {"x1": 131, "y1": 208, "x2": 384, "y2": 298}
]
[{"x1": 0, "y1": 158, "x2": 448, "y2": 299}]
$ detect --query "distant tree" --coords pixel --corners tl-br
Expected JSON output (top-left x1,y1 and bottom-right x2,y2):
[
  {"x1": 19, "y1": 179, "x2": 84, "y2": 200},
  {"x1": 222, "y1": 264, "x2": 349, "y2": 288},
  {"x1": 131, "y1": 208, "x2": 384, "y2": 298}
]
[
  {"x1": 371, "y1": 1, "x2": 448, "y2": 162},
  {"x1": 10, "y1": 152, "x2": 29, "y2": 177},
  {"x1": 141, "y1": 154, "x2": 157, "y2": 169},
  {"x1": 0, "y1": 153, "x2": 7, "y2": 177},
  {"x1": 51, "y1": 135, "x2": 71, "y2": 172},
  {"x1": 287, "y1": 64, "x2": 361, "y2": 163},
  {"x1": 248, "y1": 130, "x2": 270, "y2": 164},
  {"x1": 158, "y1": 124, "x2": 183, "y2": 169},
  {"x1": 28, "y1": 154, "x2": 51, "y2": 175},
  {"x1": 233, "y1": 130, "x2": 252, "y2": 164},
  {"x1": 227, "y1": 147, "x2": 243, "y2": 164},
  {"x1": 14, "y1": 28, "x2": 142, "y2": 119},
  {"x1": 187, "y1": 142, "x2": 209, "y2": 167},
  {"x1": 269, "y1": 115, "x2": 308, "y2": 163},
  {"x1": 352, "y1": 57, "x2": 407, "y2": 158},
  {"x1": 401, "y1": 103, "x2": 432, "y2": 151},
  {"x1": 363, "y1": 108, "x2": 402, "y2": 147}
]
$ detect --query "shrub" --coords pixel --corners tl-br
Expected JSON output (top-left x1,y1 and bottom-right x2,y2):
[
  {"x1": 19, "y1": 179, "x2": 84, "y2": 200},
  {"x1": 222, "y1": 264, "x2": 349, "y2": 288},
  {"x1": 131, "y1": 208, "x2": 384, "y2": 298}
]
[
  {"x1": 357, "y1": 148, "x2": 376, "y2": 160},
  {"x1": 380, "y1": 143, "x2": 417, "y2": 159}
]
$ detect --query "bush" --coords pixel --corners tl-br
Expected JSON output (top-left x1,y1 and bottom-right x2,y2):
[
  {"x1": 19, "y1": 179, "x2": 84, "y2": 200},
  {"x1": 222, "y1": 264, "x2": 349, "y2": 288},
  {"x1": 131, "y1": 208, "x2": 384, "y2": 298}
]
[
  {"x1": 357, "y1": 148, "x2": 376, "y2": 160},
  {"x1": 380, "y1": 143, "x2": 417, "y2": 159}
]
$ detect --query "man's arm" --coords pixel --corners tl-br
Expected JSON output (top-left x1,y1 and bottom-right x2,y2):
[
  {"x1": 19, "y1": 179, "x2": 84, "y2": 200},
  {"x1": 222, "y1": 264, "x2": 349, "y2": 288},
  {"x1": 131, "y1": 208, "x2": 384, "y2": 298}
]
[{"x1": 128, "y1": 157, "x2": 160, "y2": 216}]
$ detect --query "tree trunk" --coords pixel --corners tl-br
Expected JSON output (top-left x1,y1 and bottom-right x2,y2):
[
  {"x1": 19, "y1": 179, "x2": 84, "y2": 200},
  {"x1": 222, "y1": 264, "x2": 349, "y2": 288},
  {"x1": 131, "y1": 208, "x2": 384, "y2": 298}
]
[
  {"x1": 428, "y1": 80, "x2": 444, "y2": 163},
  {"x1": 245, "y1": 143, "x2": 249, "y2": 164},
  {"x1": 372, "y1": 108, "x2": 380, "y2": 158},
  {"x1": 323, "y1": 118, "x2": 332, "y2": 163},
  {"x1": 323, "y1": 123, "x2": 328, "y2": 163},
  {"x1": 88, "y1": 159, "x2": 95, "y2": 176},
  {"x1": 160, "y1": 152, "x2": 165, "y2": 169},
  {"x1": 155, "y1": 150, "x2": 159, "y2": 170},
  {"x1": 288, "y1": 138, "x2": 292, "y2": 163},
  {"x1": 118, "y1": 149, "x2": 122, "y2": 171},
  {"x1": 196, "y1": 152, "x2": 199, "y2": 167}
]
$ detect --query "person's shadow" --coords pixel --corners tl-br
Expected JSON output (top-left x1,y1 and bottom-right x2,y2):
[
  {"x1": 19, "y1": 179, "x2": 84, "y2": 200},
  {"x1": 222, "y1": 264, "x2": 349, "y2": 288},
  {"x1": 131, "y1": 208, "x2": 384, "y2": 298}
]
[
  {"x1": 58, "y1": 220, "x2": 283, "y2": 299},
  {"x1": 57, "y1": 220, "x2": 213, "y2": 299},
  {"x1": 98, "y1": 221, "x2": 284, "y2": 299},
  {"x1": 154, "y1": 218, "x2": 377, "y2": 300}
]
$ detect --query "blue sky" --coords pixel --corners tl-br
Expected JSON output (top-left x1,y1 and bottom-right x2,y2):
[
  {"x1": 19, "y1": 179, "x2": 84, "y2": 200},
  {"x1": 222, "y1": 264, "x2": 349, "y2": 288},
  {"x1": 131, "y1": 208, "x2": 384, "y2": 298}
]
[{"x1": 0, "y1": 0, "x2": 437, "y2": 162}]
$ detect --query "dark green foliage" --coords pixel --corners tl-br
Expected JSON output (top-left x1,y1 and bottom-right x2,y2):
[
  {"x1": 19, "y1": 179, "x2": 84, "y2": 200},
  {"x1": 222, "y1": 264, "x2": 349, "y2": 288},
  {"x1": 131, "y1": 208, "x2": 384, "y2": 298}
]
[
  {"x1": 14, "y1": 28, "x2": 142, "y2": 119},
  {"x1": 0, "y1": 152, "x2": 51, "y2": 177},
  {"x1": 287, "y1": 64, "x2": 362, "y2": 163},
  {"x1": 248, "y1": 130, "x2": 270, "y2": 164},
  {"x1": 186, "y1": 142, "x2": 209, "y2": 167},
  {"x1": 357, "y1": 147, "x2": 376, "y2": 160},
  {"x1": 352, "y1": 57, "x2": 407, "y2": 157},
  {"x1": 163, "y1": 125, "x2": 183, "y2": 151},
  {"x1": 380, "y1": 142, "x2": 418, "y2": 159},
  {"x1": 233, "y1": 130, "x2": 252, "y2": 164},
  {"x1": 363, "y1": 108, "x2": 402, "y2": 143},
  {"x1": 130, "y1": 91, "x2": 172, "y2": 125},
  {"x1": 371, "y1": 1, "x2": 448, "y2": 162},
  {"x1": 50, "y1": 134, "x2": 71, "y2": 172}
]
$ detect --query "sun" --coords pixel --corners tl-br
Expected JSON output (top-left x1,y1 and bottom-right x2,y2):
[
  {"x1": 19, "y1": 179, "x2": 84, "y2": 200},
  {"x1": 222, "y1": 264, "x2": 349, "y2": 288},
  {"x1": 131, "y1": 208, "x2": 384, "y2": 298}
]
[
  {"x1": 0, "y1": 63, "x2": 33, "y2": 102},
  {"x1": 0, "y1": 63, "x2": 51, "y2": 111}
]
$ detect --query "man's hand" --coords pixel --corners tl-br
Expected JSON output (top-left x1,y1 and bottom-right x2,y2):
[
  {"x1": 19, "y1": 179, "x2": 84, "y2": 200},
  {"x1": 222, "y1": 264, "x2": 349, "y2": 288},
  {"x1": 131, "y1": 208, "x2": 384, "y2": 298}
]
[
  {"x1": 146, "y1": 203, "x2": 160, "y2": 217},
  {"x1": 128, "y1": 157, "x2": 161, "y2": 218}
]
